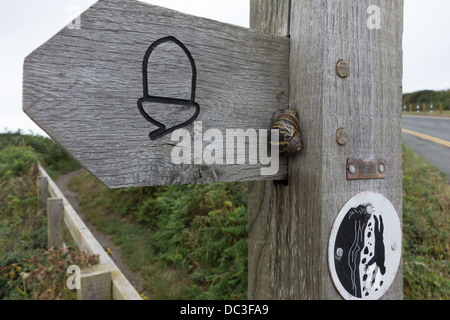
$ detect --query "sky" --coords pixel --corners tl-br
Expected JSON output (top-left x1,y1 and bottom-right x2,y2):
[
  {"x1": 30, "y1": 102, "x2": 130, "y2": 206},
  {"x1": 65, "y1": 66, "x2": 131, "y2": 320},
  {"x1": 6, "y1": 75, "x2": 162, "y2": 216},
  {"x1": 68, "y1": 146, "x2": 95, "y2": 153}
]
[{"x1": 0, "y1": 0, "x2": 449, "y2": 136}]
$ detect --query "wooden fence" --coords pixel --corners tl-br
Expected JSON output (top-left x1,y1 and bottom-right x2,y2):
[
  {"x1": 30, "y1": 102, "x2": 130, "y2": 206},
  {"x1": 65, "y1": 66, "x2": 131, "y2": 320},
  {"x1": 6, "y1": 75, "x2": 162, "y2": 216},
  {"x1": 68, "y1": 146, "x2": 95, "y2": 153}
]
[{"x1": 37, "y1": 163, "x2": 142, "y2": 300}]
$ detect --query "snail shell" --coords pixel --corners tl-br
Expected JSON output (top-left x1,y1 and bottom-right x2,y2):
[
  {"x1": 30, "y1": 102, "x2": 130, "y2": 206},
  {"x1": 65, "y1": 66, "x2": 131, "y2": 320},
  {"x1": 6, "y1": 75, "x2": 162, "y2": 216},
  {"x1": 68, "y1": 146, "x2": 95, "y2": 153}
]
[{"x1": 271, "y1": 110, "x2": 303, "y2": 156}]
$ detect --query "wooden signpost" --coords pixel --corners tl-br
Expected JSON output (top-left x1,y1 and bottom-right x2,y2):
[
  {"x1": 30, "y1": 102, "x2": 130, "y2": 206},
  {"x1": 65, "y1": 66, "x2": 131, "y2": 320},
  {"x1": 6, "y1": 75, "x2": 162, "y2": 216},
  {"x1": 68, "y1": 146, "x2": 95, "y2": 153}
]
[
  {"x1": 24, "y1": 0, "x2": 404, "y2": 300},
  {"x1": 248, "y1": 0, "x2": 403, "y2": 300},
  {"x1": 23, "y1": 0, "x2": 289, "y2": 188}
]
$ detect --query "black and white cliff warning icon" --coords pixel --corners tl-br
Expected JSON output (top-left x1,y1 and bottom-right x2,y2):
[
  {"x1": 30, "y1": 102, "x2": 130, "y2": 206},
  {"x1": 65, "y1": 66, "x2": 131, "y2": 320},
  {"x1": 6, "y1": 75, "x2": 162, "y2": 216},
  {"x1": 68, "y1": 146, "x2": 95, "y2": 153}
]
[
  {"x1": 137, "y1": 36, "x2": 200, "y2": 141},
  {"x1": 328, "y1": 192, "x2": 402, "y2": 300}
]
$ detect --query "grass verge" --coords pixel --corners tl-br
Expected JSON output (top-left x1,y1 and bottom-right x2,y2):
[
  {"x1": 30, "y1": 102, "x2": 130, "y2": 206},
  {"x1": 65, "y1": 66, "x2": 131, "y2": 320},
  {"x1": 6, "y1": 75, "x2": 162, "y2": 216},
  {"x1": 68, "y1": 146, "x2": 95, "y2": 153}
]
[
  {"x1": 402, "y1": 144, "x2": 449, "y2": 299},
  {"x1": 0, "y1": 132, "x2": 97, "y2": 300},
  {"x1": 68, "y1": 171, "x2": 248, "y2": 300}
]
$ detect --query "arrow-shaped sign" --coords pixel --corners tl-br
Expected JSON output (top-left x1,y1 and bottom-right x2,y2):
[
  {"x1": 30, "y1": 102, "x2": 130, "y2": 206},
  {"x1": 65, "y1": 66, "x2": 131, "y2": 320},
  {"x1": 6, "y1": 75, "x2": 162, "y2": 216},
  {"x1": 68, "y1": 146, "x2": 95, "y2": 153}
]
[{"x1": 23, "y1": 0, "x2": 290, "y2": 188}]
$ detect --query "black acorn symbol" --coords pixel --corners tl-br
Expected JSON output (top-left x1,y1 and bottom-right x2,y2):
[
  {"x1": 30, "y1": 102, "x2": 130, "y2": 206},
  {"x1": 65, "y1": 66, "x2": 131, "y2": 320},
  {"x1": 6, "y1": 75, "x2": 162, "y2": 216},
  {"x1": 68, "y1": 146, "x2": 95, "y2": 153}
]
[{"x1": 137, "y1": 36, "x2": 200, "y2": 141}]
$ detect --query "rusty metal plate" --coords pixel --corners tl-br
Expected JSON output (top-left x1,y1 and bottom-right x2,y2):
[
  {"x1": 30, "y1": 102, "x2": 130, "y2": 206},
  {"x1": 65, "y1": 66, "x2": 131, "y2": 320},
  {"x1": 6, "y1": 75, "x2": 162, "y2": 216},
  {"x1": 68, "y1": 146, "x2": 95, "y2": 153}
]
[{"x1": 347, "y1": 159, "x2": 386, "y2": 180}]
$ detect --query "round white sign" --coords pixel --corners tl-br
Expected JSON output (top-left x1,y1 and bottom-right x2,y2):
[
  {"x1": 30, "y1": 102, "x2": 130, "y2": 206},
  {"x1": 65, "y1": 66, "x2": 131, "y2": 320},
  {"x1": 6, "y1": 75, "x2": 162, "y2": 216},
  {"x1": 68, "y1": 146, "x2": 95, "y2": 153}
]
[{"x1": 328, "y1": 192, "x2": 402, "y2": 300}]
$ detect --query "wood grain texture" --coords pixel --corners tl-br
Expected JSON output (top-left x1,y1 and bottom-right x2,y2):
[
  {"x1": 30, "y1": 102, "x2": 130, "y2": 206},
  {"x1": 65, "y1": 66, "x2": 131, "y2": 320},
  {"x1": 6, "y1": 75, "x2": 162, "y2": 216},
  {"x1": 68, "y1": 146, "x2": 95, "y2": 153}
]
[
  {"x1": 248, "y1": 0, "x2": 403, "y2": 300},
  {"x1": 38, "y1": 176, "x2": 48, "y2": 205},
  {"x1": 38, "y1": 164, "x2": 142, "y2": 300},
  {"x1": 250, "y1": 0, "x2": 291, "y2": 37},
  {"x1": 47, "y1": 198, "x2": 64, "y2": 249},
  {"x1": 77, "y1": 264, "x2": 112, "y2": 300},
  {"x1": 23, "y1": 0, "x2": 290, "y2": 188},
  {"x1": 248, "y1": 0, "x2": 294, "y2": 300}
]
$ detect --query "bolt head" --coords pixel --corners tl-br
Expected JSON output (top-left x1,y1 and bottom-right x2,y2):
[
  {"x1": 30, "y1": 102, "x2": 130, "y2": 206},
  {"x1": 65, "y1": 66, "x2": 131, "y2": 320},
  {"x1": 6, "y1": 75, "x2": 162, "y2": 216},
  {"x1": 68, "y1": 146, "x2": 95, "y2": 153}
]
[
  {"x1": 336, "y1": 248, "x2": 344, "y2": 258},
  {"x1": 336, "y1": 127, "x2": 349, "y2": 146},
  {"x1": 336, "y1": 59, "x2": 349, "y2": 78},
  {"x1": 348, "y1": 165, "x2": 356, "y2": 174},
  {"x1": 379, "y1": 164, "x2": 385, "y2": 173}
]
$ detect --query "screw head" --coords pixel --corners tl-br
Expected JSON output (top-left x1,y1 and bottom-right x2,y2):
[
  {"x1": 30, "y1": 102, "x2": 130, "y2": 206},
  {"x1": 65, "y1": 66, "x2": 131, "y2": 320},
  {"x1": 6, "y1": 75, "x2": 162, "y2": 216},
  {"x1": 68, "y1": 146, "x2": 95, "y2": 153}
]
[
  {"x1": 379, "y1": 164, "x2": 385, "y2": 173},
  {"x1": 348, "y1": 165, "x2": 356, "y2": 174},
  {"x1": 336, "y1": 248, "x2": 344, "y2": 258},
  {"x1": 336, "y1": 59, "x2": 349, "y2": 78},
  {"x1": 336, "y1": 127, "x2": 349, "y2": 146}
]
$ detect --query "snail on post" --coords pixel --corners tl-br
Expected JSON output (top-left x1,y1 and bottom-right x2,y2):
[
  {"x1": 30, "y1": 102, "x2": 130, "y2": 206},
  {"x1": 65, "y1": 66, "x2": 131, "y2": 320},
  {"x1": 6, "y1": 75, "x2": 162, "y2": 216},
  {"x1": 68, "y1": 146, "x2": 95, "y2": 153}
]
[{"x1": 271, "y1": 110, "x2": 303, "y2": 156}]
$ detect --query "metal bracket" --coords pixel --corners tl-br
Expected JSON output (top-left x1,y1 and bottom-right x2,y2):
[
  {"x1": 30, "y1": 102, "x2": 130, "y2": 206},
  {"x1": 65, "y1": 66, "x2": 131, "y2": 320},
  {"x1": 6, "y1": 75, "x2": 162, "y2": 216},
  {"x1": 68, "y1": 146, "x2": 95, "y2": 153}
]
[{"x1": 346, "y1": 159, "x2": 386, "y2": 180}]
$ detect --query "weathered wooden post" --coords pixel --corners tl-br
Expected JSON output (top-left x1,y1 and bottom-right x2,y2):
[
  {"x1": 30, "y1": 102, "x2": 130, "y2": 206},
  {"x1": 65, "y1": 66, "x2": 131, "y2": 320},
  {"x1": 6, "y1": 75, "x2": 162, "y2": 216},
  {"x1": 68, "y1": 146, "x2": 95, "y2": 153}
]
[
  {"x1": 37, "y1": 176, "x2": 48, "y2": 206},
  {"x1": 47, "y1": 197, "x2": 64, "y2": 249},
  {"x1": 77, "y1": 264, "x2": 112, "y2": 300},
  {"x1": 249, "y1": 0, "x2": 404, "y2": 300}
]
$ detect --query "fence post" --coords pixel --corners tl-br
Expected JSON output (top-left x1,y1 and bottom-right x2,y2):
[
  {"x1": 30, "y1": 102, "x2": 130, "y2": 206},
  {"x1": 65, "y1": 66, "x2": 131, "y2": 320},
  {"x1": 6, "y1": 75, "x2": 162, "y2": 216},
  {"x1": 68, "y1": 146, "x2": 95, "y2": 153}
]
[
  {"x1": 37, "y1": 176, "x2": 48, "y2": 206},
  {"x1": 47, "y1": 198, "x2": 64, "y2": 249},
  {"x1": 77, "y1": 264, "x2": 112, "y2": 300},
  {"x1": 248, "y1": 0, "x2": 403, "y2": 299}
]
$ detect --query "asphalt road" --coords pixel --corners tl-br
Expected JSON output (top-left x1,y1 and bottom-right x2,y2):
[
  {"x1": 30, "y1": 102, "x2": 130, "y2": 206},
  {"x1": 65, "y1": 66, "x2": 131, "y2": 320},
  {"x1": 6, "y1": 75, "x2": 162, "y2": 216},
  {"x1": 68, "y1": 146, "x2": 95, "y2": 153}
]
[{"x1": 402, "y1": 115, "x2": 450, "y2": 180}]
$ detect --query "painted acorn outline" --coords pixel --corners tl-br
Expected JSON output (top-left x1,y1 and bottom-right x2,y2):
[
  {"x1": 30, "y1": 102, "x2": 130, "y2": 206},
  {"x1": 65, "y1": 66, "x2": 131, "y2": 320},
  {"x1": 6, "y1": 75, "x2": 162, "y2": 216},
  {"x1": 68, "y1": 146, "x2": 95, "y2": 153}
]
[{"x1": 137, "y1": 36, "x2": 200, "y2": 141}]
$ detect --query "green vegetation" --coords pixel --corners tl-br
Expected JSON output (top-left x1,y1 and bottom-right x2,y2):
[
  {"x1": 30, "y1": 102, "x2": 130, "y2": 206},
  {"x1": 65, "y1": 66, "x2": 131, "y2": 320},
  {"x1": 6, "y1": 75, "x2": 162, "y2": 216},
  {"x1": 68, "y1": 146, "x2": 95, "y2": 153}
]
[
  {"x1": 403, "y1": 89, "x2": 450, "y2": 111},
  {"x1": 402, "y1": 145, "x2": 449, "y2": 300},
  {"x1": 0, "y1": 131, "x2": 81, "y2": 178},
  {"x1": 0, "y1": 132, "x2": 448, "y2": 300},
  {"x1": 0, "y1": 132, "x2": 95, "y2": 300},
  {"x1": 69, "y1": 171, "x2": 248, "y2": 300}
]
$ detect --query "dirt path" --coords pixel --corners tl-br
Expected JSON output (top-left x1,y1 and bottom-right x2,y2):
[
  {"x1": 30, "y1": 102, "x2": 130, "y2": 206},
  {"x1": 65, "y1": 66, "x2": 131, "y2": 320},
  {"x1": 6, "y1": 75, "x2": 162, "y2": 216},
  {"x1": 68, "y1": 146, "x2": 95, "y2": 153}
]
[{"x1": 54, "y1": 170, "x2": 145, "y2": 295}]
